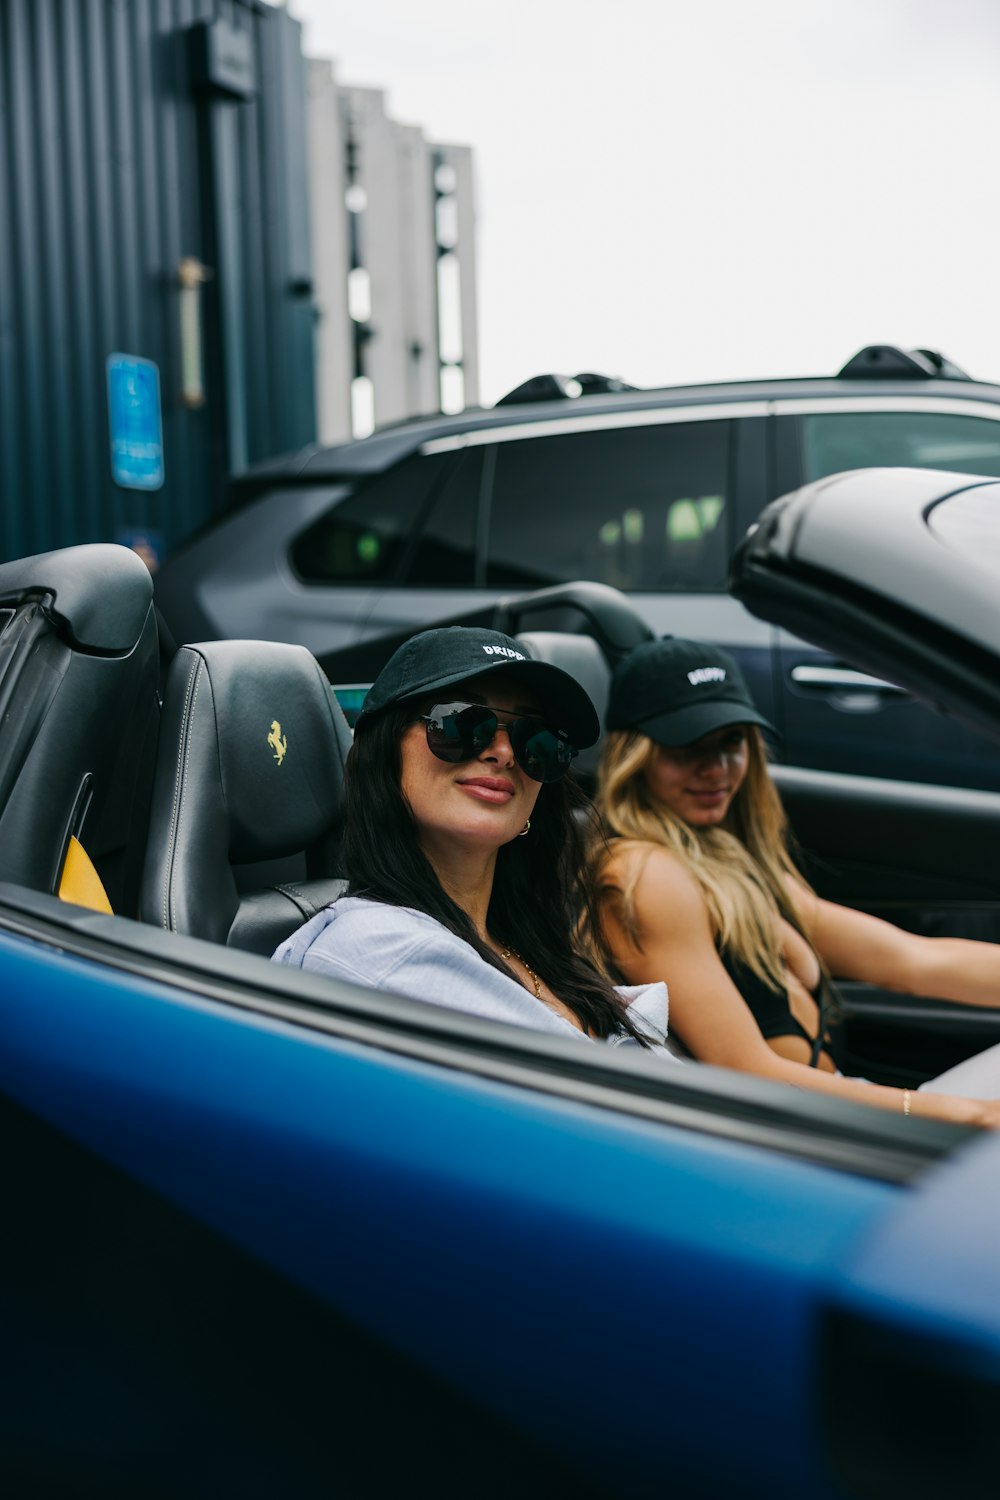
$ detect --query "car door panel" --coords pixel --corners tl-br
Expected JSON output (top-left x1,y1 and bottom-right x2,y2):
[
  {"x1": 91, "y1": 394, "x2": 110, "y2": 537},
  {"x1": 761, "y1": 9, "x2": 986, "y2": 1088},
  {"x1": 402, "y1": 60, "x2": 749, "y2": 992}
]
[
  {"x1": 776, "y1": 630, "x2": 1000, "y2": 791},
  {"x1": 2, "y1": 1089, "x2": 602, "y2": 1499},
  {"x1": 818, "y1": 1131, "x2": 1000, "y2": 1500},
  {"x1": 773, "y1": 764, "x2": 1000, "y2": 1082},
  {"x1": 0, "y1": 914, "x2": 901, "y2": 1500},
  {"x1": 832, "y1": 986, "x2": 1000, "y2": 1088},
  {"x1": 773, "y1": 765, "x2": 1000, "y2": 932}
]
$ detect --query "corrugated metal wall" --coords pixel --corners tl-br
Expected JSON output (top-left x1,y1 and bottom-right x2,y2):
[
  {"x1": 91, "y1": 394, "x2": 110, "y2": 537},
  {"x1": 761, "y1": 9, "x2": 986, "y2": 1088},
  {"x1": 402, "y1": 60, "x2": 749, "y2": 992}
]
[{"x1": 0, "y1": 0, "x2": 316, "y2": 563}]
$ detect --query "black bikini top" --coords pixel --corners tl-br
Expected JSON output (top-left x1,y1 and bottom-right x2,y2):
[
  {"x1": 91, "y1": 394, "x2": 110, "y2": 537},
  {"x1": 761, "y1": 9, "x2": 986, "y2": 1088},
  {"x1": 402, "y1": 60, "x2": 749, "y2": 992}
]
[{"x1": 719, "y1": 948, "x2": 838, "y2": 1069}]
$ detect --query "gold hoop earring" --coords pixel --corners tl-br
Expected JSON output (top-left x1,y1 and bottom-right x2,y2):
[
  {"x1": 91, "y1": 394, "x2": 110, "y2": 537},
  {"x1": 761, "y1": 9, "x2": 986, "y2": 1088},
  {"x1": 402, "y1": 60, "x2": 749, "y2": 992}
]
[{"x1": 519, "y1": 819, "x2": 531, "y2": 837}]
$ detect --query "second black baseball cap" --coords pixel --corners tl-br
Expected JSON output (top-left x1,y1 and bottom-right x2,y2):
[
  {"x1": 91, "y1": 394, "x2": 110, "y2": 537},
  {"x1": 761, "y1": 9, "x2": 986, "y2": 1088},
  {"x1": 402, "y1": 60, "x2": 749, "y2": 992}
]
[{"x1": 607, "y1": 637, "x2": 776, "y2": 747}]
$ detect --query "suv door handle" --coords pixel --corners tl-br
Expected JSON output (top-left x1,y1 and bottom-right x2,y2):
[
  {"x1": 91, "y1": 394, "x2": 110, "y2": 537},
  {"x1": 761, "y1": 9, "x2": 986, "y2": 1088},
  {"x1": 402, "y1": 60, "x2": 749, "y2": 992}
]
[{"x1": 790, "y1": 665, "x2": 905, "y2": 694}]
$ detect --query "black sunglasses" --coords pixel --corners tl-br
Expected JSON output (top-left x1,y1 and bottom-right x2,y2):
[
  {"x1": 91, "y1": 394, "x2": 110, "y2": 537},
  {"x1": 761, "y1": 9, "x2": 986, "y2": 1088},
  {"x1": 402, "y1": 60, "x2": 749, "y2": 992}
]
[{"x1": 419, "y1": 701, "x2": 578, "y2": 783}]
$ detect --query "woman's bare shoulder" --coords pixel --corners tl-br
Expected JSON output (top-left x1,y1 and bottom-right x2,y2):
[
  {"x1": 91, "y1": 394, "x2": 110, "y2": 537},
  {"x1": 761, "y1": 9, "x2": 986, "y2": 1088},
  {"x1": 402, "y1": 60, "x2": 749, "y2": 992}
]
[{"x1": 602, "y1": 839, "x2": 704, "y2": 906}]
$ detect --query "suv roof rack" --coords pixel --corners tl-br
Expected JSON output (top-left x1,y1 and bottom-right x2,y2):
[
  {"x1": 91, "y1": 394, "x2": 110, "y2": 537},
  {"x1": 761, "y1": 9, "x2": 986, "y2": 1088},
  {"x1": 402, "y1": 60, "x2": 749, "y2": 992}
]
[
  {"x1": 838, "y1": 344, "x2": 971, "y2": 381},
  {"x1": 495, "y1": 371, "x2": 637, "y2": 407}
]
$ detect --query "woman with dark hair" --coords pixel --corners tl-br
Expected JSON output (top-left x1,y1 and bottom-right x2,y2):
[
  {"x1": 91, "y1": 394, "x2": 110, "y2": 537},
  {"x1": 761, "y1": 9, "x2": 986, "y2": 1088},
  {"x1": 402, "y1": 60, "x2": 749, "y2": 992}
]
[
  {"x1": 588, "y1": 635, "x2": 1000, "y2": 1126},
  {"x1": 274, "y1": 627, "x2": 668, "y2": 1049}
]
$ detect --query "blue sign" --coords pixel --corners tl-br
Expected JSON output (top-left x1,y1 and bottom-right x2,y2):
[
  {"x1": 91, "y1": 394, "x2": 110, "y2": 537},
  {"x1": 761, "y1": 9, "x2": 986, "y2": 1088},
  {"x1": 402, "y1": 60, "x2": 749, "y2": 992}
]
[{"x1": 107, "y1": 354, "x2": 164, "y2": 490}]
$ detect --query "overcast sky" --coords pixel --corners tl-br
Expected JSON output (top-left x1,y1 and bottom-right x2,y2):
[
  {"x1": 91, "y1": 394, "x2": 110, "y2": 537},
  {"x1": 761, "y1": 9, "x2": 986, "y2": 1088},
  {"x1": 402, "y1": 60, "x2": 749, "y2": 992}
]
[{"x1": 287, "y1": 0, "x2": 1000, "y2": 405}]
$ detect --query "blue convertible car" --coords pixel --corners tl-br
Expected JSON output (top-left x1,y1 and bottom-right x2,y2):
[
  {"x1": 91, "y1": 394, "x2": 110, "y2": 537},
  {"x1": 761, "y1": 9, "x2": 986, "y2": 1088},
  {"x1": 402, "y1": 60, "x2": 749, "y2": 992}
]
[{"x1": 2, "y1": 468, "x2": 1000, "y2": 1497}]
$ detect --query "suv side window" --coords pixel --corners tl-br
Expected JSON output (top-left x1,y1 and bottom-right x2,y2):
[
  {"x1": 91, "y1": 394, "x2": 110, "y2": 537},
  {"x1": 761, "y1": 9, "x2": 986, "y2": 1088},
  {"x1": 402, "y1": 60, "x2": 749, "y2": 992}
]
[
  {"x1": 802, "y1": 410, "x2": 1000, "y2": 482},
  {"x1": 291, "y1": 450, "x2": 480, "y2": 585},
  {"x1": 398, "y1": 447, "x2": 483, "y2": 586},
  {"x1": 485, "y1": 420, "x2": 732, "y2": 591}
]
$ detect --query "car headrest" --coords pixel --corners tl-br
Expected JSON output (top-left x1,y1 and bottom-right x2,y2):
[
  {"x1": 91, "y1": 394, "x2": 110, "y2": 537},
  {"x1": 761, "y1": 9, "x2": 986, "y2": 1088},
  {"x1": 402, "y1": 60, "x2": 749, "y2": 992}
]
[
  {"x1": 140, "y1": 640, "x2": 352, "y2": 948},
  {"x1": 0, "y1": 542, "x2": 153, "y2": 652},
  {"x1": 515, "y1": 631, "x2": 611, "y2": 785},
  {"x1": 0, "y1": 543, "x2": 160, "y2": 914},
  {"x1": 195, "y1": 639, "x2": 345, "y2": 862}
]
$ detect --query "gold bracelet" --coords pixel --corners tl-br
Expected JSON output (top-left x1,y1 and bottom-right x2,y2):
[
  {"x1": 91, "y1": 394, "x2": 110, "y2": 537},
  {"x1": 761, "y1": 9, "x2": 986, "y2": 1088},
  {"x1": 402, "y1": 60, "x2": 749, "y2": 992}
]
[{"x1": 902, "y1": 1087, "x2": 912, "y2": 1118}]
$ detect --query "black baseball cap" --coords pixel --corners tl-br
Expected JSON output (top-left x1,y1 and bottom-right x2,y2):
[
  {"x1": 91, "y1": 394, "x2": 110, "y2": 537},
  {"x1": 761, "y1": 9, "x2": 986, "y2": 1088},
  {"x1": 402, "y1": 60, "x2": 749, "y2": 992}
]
[
  {"x1": 606, "y1": 637, "x2": 776, "y2": 747},
  {"x1": 356, "y1": 626, "x2": 601, "y2": 748}
]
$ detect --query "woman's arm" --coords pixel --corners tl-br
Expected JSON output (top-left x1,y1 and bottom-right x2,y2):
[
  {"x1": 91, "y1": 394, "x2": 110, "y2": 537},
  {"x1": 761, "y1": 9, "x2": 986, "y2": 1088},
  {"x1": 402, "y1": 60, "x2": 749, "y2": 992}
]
[
  {"x1": 600, "y1": 847, "x2": 1000, "y2": 1128},
  {"x1": 788, "y1": 878, "x2": 1000, "y2": 1009}
]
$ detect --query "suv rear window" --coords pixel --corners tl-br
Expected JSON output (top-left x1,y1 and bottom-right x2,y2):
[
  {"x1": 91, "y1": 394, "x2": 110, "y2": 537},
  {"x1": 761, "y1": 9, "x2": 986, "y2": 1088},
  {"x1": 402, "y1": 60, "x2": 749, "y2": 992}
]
[
  {"x1": 485, "y1": 419, "x2": 732, "y2": 591},
  {"x1": 291, "y1": 450, "x2": 481, "y2": 585}
]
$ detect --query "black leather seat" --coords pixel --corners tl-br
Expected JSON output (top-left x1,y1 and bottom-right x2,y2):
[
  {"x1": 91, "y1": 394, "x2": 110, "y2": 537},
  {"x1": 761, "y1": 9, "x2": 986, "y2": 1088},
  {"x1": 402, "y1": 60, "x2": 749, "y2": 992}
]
[
  {"x1": 140, "y1": 640, "x2": 351, "y2": 954},
  {"x1": 0, "y1": 543, "x2": 160, "y2": 914}
]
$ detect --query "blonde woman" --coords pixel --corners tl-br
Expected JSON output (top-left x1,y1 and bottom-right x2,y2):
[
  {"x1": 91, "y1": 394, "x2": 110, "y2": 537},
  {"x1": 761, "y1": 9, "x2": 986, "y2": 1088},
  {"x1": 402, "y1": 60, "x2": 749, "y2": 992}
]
[{"x1": 590, "y1": 636, "x2": 1000, "y2": 1128}]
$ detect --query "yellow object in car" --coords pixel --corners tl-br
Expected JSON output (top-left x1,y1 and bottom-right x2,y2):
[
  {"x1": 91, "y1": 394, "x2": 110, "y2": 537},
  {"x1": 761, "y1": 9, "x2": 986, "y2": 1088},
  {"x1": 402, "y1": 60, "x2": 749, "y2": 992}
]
[{"x1": 58, "y1": 835, "x2": 113, "y2": 914}]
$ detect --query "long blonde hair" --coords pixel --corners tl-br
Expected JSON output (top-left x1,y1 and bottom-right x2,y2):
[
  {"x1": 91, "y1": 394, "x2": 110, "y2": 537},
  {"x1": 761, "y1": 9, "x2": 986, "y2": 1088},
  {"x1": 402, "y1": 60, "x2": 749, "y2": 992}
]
[{"x1": 591, "y1": 726, "x2": 803, "y2": 989}]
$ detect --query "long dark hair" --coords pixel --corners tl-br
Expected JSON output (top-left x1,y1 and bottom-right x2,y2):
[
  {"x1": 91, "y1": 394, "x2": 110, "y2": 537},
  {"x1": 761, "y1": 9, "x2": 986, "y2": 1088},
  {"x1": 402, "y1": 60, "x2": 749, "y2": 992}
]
[{"x1": 340, "y1": 703, "x2": 651, "y2": 1042}]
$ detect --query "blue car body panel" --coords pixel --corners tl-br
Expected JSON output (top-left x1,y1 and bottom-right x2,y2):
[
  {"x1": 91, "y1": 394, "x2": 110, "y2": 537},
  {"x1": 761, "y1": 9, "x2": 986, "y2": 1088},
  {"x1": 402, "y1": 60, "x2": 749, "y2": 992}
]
[
  {"x1": 827, "y1": 1129, "x2": 1000, "y2": 1357},
  {"x1": 0, "y1": 927, "x2": 902, "y2": 1497}
]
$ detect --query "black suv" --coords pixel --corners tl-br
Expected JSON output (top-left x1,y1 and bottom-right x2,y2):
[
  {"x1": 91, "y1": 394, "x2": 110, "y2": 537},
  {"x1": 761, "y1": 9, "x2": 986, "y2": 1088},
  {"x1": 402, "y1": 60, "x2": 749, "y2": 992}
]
[{"x1": 155, "y1": 345, "x2": 1000, "y2": 790}]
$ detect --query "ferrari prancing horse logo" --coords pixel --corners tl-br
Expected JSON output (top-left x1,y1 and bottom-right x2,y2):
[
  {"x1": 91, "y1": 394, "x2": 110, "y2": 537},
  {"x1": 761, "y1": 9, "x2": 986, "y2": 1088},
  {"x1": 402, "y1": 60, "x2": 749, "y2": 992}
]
[{"x1": 267, "y1": 719, "x2": 288, "y2": 766}]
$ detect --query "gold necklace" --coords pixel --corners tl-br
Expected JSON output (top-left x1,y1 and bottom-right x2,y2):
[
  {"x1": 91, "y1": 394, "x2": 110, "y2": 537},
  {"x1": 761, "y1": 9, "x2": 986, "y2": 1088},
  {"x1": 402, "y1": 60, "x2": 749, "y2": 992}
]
[{"x1": 500, "y1": 945, "x2": 542, "y2": 1000}]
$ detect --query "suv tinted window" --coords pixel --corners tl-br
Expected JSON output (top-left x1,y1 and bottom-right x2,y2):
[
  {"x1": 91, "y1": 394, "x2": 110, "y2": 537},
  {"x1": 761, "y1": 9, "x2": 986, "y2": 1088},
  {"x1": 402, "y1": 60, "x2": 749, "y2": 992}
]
[
  {"x1": 803, "y1": 410, "x2": 1000, "y2": 482},
  {"x1": 399, "y1": 448, "x2": 483, "y2": 586},
  {"x1": 291, "y1": 450, "x2": 480, "y2": 585},
  {"x1": 485, "y1": 420, "x2": 731, "y2": 591}
]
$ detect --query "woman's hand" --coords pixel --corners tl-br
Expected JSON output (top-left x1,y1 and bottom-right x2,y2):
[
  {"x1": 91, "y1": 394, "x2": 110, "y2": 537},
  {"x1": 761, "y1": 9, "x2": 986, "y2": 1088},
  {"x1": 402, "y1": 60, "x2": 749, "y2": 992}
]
[{"x1": 908, "y1": 1090, "x2": 1000, "y2": 1130}]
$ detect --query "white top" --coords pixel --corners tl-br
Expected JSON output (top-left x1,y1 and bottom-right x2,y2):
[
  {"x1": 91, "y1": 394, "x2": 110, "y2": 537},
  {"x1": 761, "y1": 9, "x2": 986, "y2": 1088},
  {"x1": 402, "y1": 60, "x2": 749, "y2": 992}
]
[{"x1": 273, "y1": 895, "x2": 676, "y2": 1055}]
